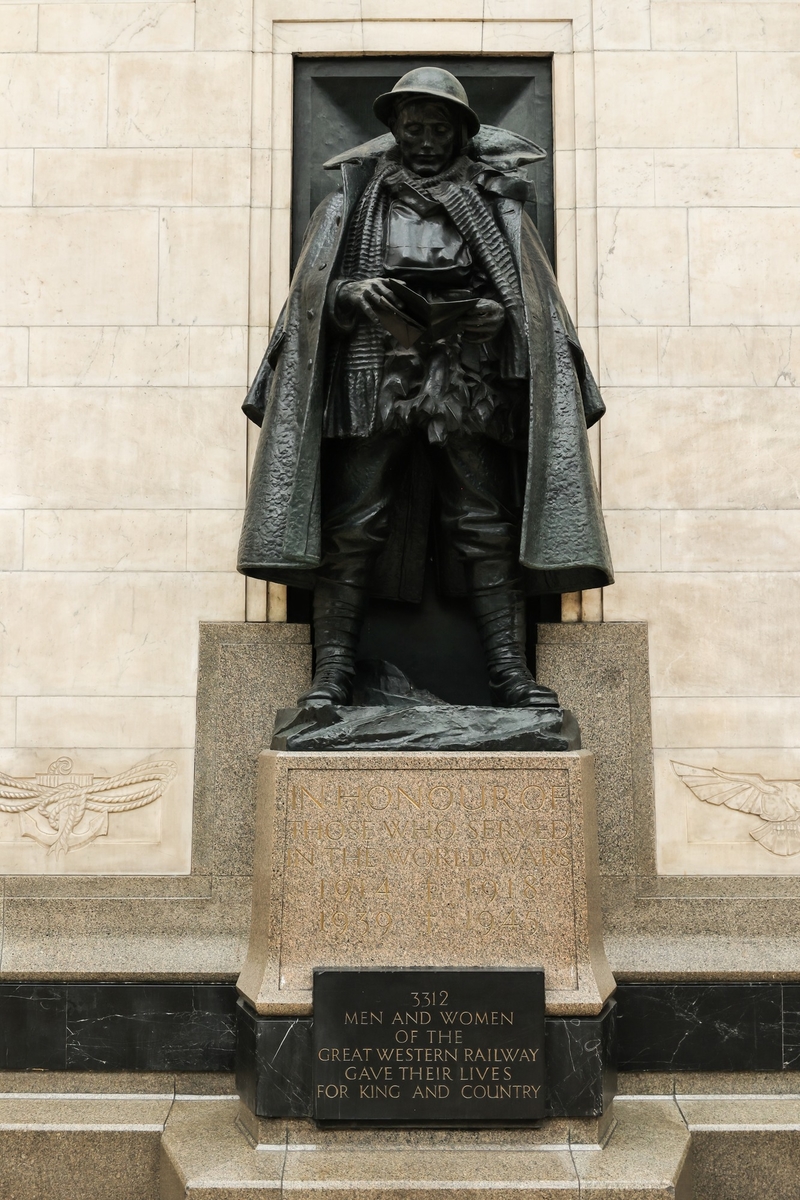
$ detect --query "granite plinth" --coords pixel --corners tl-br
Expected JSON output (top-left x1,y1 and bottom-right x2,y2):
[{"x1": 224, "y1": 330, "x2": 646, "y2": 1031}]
[
  {"x1": 236, "y1": 1102, "x2": 615, "y2": 1150},
  {"x1": 537, "y1": 622, "x2": 800, "y2": 983},
  {"x1": 680, "y1": 1097, "x2": 800, "y2": 1200},
  {"x1": 237, "y1": 749, "x2": 614, "y2": 1018},
  {"x1": 272, "y1": 704, "x2": 579, "y2": 753}
]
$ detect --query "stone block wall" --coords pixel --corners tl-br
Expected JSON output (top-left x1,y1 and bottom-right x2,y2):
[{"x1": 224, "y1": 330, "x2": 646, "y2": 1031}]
[
  {"x1": 0, "y1": 2, "x2": 255, "y2": 877},
  {"x1": 595, "y1": 7, "x2": 800, "y2": 878}
]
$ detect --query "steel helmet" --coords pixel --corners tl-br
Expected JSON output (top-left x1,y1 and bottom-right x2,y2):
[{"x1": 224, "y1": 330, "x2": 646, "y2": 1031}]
[{"x1": 373, "y1": 67, "x2": 481, "y2": 138}]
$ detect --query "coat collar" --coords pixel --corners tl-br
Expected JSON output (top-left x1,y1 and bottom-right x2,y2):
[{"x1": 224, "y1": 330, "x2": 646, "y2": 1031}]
[
  {"x1": 326, "y1": 127, "x2": 541, "y2": 206},
  {"x1": 323, "y1": 125, "x2": 546, "y2": 173}
]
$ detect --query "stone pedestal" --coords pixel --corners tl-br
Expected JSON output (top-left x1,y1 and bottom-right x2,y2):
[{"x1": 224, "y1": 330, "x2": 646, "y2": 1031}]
[{"x1": 238, "y1": 749, "x2": 614, "y2": 1017}]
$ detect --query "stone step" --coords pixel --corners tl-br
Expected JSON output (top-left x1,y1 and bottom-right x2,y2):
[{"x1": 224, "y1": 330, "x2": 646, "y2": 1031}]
[
  {"x1": 4, "y1": 1084, "x2": 800, "y2": 1198},
  {"x1": 676, "y1": 1094, "x2": 800, "y2": 1200},
  {"x1": 0, "y1": 1091, "x2": 173, "y2": 1200},
  {"x1": 160, "y1": 1099, "x2": 692, "y2": 1199}
]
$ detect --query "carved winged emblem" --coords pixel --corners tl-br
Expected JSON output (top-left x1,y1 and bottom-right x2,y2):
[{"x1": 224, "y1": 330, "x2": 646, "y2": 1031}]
[
  {"x1": 673, "y1": 761, "x2": 800, "y2": 857},
  {"x1": 0, "y1": 757, "x2": 177, "y2": 856}
]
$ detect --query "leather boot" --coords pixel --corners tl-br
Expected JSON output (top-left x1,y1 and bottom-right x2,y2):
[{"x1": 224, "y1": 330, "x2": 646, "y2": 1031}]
[
  {"x1": 298, "y1": 580, "x2": 366, "y2": 706},
  {"x1": 472, "y1": 587, "x2": 559, "y2": 708}
]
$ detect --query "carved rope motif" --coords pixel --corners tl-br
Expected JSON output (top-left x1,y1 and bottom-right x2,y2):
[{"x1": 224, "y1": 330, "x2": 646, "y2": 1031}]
[{"x1": 0, "y1": 757, "x2": 177, "y2": 856}]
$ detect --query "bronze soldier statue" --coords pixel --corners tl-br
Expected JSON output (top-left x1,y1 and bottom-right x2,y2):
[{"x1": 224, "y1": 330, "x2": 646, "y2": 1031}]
[{"x1": 238, "y1": 68, "x2": 613, "y2": 708}]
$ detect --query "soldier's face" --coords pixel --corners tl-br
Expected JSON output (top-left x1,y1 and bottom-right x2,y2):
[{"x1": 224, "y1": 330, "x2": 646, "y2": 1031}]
[{"x1": 393, "y1": 101, "x2": 458, "y2": 176}]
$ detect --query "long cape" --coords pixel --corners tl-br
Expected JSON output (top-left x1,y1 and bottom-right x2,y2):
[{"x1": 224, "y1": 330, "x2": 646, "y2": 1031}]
[{"x1": 237, "y1": 128, "x2": 614, "y2": 598}]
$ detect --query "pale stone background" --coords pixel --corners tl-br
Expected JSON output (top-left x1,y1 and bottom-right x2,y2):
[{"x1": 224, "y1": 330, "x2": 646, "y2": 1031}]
[
  {"x1": 0, "y1": 0, "x2": 798, "y2": 883},
  {"x1": 594, "y1": 2, "x2": 800, "y2": 877},
  {"x1": 0, "y1": 0, "x2": 253, "y2": 873}
]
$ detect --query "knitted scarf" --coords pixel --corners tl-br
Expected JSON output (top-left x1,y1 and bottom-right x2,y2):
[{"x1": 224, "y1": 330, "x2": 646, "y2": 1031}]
[{"x1": 339, "y1": 153, "x2": 528, "y2": 427}]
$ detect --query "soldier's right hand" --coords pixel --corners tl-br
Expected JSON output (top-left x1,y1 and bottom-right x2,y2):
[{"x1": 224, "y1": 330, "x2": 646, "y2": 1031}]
[{"x1": 338, "y1": 279, "x2": 402, "y2": 327}]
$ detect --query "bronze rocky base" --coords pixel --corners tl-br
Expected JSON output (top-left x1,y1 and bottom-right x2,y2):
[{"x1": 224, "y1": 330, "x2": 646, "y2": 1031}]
[
  {"x1": 272, "y1": 658, "x2": 578, "y2": 752},
  {"x1": 272, "y1": 702, "x2": 578, "y2": 752}
]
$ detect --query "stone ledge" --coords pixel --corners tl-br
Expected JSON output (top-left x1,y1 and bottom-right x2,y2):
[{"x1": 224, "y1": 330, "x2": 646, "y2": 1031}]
[
  {"x1": 5, "y1": 1082, "x2": 800, "y2": 1198},
  {"x1": 0, "y1": 1091, "x2": 179, "y2": 1200},
  {"x1": 161, "y1": 1097, "x2": 691, "y2": 1198}
]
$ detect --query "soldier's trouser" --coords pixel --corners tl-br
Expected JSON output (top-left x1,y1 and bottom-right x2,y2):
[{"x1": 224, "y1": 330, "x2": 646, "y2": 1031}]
[
  {"x1": 318, "y1": 430, "x2": 522, "y2": 593},
  {"x1": 305, "y1": 430, "x2": 553, "y2": 706}
]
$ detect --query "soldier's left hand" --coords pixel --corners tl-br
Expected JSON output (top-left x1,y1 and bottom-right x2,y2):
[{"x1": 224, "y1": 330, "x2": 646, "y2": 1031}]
[{"x1": 458, "y1": 299, "x2": 505, "y2": 342}]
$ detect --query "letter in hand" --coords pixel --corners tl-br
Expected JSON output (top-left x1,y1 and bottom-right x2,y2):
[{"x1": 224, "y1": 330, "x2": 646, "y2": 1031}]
[
  {"x1": 338, "y1": 277, "x2": 426, "y2": 348},
  {"x1": 338, "y1": 279, "x2": 411, "y2": 330},
  {"x1": 336, "y1": 280, "x2": 506, "y2": 350},
  {"x1": 457, "y1": 298, "x2": 505, "y2": 343}
]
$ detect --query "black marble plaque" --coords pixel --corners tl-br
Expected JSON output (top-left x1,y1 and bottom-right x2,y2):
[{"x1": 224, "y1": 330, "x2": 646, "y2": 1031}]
[{"x1": 312, "y1": 968, "x2": 545, "y2": 1125}]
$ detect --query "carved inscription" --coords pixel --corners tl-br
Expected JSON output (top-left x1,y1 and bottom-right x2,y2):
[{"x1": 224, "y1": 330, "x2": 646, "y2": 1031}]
[
  {"x1": 279, "y1": 768, "x2": 577, "y2": 991},
  {"x1": 312, "y1": 968, "x2": 546, "y2": 1124}
]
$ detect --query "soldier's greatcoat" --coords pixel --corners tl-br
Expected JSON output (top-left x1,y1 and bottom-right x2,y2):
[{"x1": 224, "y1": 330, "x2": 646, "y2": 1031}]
[{"x1": 238, "y1": 130, "x2": 614, "y2": 599}]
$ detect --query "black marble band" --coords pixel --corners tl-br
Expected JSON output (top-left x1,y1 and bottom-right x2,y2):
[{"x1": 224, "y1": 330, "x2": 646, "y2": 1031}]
[
  {"x1": 616, "y1": 982, "x2": 795, "y2": 1072},
  {"x1": 0, "y1": 983, "x2": 238, "y2": 1072},
  {"x1": 1, "y1": 982, "x2": 798, "y2": 1076}
]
